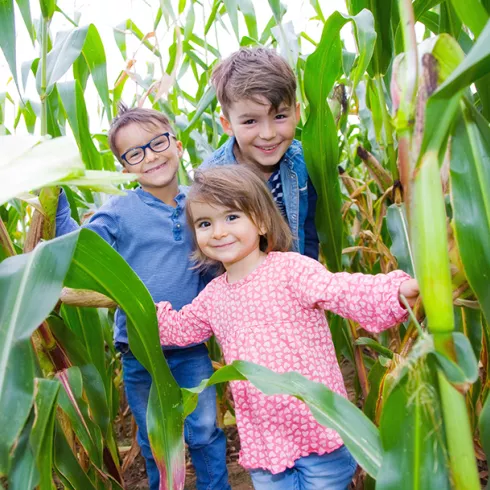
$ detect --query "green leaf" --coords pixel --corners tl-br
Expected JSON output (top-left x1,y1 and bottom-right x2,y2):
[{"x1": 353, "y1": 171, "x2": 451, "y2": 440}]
[
  {"x1": 421, "y1": 23, "x2": 490, "y2": 157},
  {"x1": 81, "y1": 25, "x2": 112, "y2": 121},
  {"x1": 15, "y1": 0, "x2": 35, "y2": 44},
  {"x1": 431, "y1": 332, "x2": 479, "y2": 387},
  {"x1": 0, "y1": 135, "x2": 83, "y2": 204},
  {"x1": 0, "y1": 231, "x2": 80, "y2": 474},
  {"x1": 8, "y1": 413, "x2": 38, "y2": 489},
  {"x1": 223, "y1": 0, "x2": 239, "y2": 39},
  {"x1": 63, "y1": 229, "x2": 185, "y2": 489},
  {"x1": 184, "y1": 360, "x2": 383, "y2": 478},
  {"x1": 0, "y1": 0, "x2": 18, "y2": 90},
  {"x1": 450, "y1": 103, "x2": 490, "y2": 326},
  {"x1": 347, "y1": 0, "x2": 393, "y2": 75},
  {"x1": 479, "y1": 391, "x2": 490, "y2": 470},
  {"x1": 30, "y1": 379, "x2": 60, "y2": 490},
  {"x1": 386, "y1": 203, "x2": 415, "y2": 276},
  {"x1": 39, "y1": 0, "x2": 55, "y2": 20},
  {"x1": 58, "y1": 80, "x2": 103, "y2": 170},
  {"x1": 57, "y1": 367, "x2": 104, "y2": 468},
  {"x1": 183, "y1": 86, "x2": 216, "y2": 133},
  {"x1": 37, "y1": 27, "x2": 90, "y2": 96},
  {"x1": 54, "y1": 421, "x2": 97, "y2": 490},
  {"x1": 267, "y1": 0, "x2": 284, "y2": 22},
  {"x1": 355, "y1": 337, "x2": 394, "y2": 358},
  {"x1": 377, "y1": 363, "x2": 451, "y2": 489},
  {"x1": 303, "y1": 9, "x2": 376, "y2": 272},
  {"x1": 237, "y1": 0, "x2": 258, "y2": 40},
  {"x1": 448, "y1": 0, "x2": 489, "y2": 38}
]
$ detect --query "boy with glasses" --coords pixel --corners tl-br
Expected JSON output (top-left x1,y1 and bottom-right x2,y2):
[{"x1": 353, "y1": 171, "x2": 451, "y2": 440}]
[{"x1": 55, "y1": 104, "x2": 230, "y2": 490}]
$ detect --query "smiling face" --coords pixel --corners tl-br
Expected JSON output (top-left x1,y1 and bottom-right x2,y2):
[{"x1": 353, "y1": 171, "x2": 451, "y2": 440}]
[
  {"x1": 190, "y1": 200, "x2": 266, "y2": 281},
  {"x1": 114, "y1": 121, "x2": 183, "y2": 194},
  {"x1": 220, "y1": 96, "x2": 300, "y2": 175}
]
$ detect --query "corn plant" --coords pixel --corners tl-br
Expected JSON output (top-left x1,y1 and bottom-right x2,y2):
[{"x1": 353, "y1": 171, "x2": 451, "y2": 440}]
[{"x1": 1, "y1": 0, "x2": 490, "y2": 489}]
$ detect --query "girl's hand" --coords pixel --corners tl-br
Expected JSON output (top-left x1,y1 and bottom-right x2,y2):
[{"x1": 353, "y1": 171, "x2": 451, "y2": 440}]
[{"x1": 399, "y1": 279, "x2": 420, "y2": 308}]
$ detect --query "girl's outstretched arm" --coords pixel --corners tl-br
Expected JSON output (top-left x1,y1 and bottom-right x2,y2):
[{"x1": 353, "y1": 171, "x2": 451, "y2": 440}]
[
  {"x1": 291, "y1": 254, "x2": 412, "y2": 333},
  {"x1": 156, "y1": 287, "x2": 214, "y2": 346}
]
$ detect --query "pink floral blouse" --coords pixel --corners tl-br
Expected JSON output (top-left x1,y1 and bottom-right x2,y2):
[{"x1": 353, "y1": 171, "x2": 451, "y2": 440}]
[{"x1": 157, "y1": 252, "x2": 410, "y2": 474}]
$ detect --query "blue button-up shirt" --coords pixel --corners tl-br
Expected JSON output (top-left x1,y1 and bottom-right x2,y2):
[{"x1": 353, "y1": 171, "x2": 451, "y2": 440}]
[
  {"x1": 201, "y1": 137, "x2": 319, "y2": 259},
  {"x1": 56, "y1": 187, "x2": 205, "y2": 346}
]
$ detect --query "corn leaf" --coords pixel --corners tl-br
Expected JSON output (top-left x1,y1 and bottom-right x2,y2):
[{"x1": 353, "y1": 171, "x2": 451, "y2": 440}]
[
  {"x1": 183, "y1": 360, "x2": 382, "y2": 478},
  {"x1": 303, "y1": 9, "x2": 376, "y2": 272},
  {"x1": 29, "y1": 379, "x2": 60, "y2": 490},
  {"x1": 63, "y1": 229, "x2": 185, "y2": 490},
  {"x1": 376, "y1": 363, "x2": 451, "y2": 489},
  {"x1": 448, "y1": 0, "x2": 489, "y2": 38},
  {"x1": 0, "y1": 231, "x2": 80, "y2": 474},
  {"x1": 450, "y1": 103, "x2": 490, "y2": 326},
  {"x1": 0, "y1": 0, "x2": 18, "y2": 91}
]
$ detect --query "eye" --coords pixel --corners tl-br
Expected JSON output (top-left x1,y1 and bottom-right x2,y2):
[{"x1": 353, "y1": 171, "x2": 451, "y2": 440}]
[
  {"x1": 242, "y1": 119, "x2": 256, "y2": 125},
  {"x1": 275, "y1": 114, "x2": 287, "y2": 120},
  {"x1": 150, "y1": 135, "x2": 170, "y2": 151},
  {"x1": 226, "y1": 214, "x2": 239, "y2": 222},
  {"x1": 196, "y1": 221, "x2": 211, "y2": 229},
  {"x1": 125, "y1": 148, "x2": 144, "y2": 163}
]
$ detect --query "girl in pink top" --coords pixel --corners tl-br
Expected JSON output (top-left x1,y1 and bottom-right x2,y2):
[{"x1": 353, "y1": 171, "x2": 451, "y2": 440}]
[{"x1": 157, "y1": 165, "x2": 419, "y2": 490}]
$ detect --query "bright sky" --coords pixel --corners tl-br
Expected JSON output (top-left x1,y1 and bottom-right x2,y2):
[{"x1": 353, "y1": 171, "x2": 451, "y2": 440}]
[{"x1": 2, "y1": 0, "x2": 352, "y2": 133}]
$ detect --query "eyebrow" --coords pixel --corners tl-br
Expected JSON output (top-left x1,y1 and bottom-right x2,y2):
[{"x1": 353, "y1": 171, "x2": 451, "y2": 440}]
[
  {"x1": 238, "y1": 105, "x2": 291, "y2": 118},
  {"x1": 193, "y1": 208, "x2": 241, "y2": 224}
]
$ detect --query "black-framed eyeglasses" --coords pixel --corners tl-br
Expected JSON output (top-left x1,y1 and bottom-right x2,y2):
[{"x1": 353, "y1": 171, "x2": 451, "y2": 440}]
[{"x1": 121, "y1": 132, "x2": 174, "y2": 165}]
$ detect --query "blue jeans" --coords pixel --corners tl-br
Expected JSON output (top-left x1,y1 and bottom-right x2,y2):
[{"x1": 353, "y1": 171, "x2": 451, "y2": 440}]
[
  {"x1": 120, "y1": 343, "x2": 230, "y2": 490},
  {"x1": 249, "y1": 445, "x2": 357, "y2": 490}
]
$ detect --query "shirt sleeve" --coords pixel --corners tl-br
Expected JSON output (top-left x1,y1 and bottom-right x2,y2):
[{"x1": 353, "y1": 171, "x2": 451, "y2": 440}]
[
  {"x1": 291, "y1": 255, "x2": 410, "y2": 333},
  {"x1": 156, "y1": 285, "x2": 214, "y2": 346},
  {"x1": 56, "y1": 189, "x2": 118, "y2": 245}
]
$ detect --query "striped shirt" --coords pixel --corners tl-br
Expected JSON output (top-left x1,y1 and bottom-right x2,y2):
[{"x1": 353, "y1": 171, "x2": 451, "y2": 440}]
[{"x1": 268, "y1": 169, "x2": 287, "y2": 218}]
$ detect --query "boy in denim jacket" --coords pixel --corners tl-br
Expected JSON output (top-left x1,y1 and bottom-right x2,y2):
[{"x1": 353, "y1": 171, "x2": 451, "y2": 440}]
[
  {"x1": 202, "y1": 47, "x2": 319, "y2": 259},
  {"x1": 55, "y1": 105, "x2": 229, "y2": 490}
]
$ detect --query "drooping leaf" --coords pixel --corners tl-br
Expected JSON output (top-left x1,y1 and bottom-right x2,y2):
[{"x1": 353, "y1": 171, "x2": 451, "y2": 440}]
[
  {"x1": 63, "y1": 229, "x2": 185, "y2": 489},
  {"x1": 183, "y1": 360, "x2": 382, "y2": 478}
]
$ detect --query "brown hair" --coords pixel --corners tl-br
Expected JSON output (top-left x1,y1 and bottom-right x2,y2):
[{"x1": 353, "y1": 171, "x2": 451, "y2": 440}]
[
  {"x1": 186, "y1": 165, "x2": 293, "y2": 271},
  {"x1": 108, "y1": 102, "x2": 174, "y2": 164},
  {"x1": 211, "y1": 47, "x2": 297, "y2": 119}
]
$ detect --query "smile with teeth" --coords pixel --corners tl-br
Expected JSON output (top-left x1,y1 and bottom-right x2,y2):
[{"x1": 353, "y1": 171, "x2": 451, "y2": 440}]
[
  {"x1": 145, "y1": 162, "x2": 167, "y2": 173},
  {"x1": 255, "y1": 143, "x2": 280, "y2": 152}
]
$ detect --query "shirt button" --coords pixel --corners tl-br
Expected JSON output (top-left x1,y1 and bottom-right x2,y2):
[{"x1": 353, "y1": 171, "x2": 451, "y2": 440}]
[{"x1": 176, "y1": 224, "x2": 181, "y2": 228}]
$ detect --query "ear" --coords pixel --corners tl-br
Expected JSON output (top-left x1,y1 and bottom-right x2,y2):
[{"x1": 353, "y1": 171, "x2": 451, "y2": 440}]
[
  {"x1": 175, "y1": 139, "x2": 184, "y2": 158},
  {"x1": 295, "y1": 102, "x2": 301, "y2": 121},
  {"x1": 220, "y1": 114, "x2": 235, "y2": 137}
]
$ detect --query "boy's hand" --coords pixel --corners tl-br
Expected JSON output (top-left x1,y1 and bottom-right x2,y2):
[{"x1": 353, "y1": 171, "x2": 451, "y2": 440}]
[{"x1": 399, "y1": 279, "x2": 420, "y2": 308}]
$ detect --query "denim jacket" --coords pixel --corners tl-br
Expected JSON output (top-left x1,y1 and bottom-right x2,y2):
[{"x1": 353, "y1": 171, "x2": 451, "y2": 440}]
[{"x1": 201, "y1": 137, "x2": 319, "y2": 259}]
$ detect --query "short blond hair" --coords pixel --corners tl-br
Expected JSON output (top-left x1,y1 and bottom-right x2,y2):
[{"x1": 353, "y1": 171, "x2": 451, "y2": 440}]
[
  {"x1": 186, "y1": 165, "x2": 292, "y2": 272},
  {"x1": 211, "y1": 47, "x2": 297, "y2": 119}
]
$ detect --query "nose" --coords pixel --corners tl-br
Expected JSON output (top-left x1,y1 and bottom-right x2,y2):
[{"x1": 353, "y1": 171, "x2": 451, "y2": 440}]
[
  {"x1": 144, "y1": 147, "x2": 159, "y2": 163},
  {"x1": 212, "y1": 221, "x2": 228, "y2": 239},
  {"x1": 259, "y1": 120, "x2": 276, "y2": 140}
]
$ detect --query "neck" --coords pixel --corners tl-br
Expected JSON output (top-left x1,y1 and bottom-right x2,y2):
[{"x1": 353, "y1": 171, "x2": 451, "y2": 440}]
[
  {"x1": 233, "y1": 142, "x2": 279, "y2": 179},
  {"x1": 141, "y1": 182, "x2": 180, "y2": 207},
  {"x1": 225, "y1": 249, "x2": 267, "y2": 283}
]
